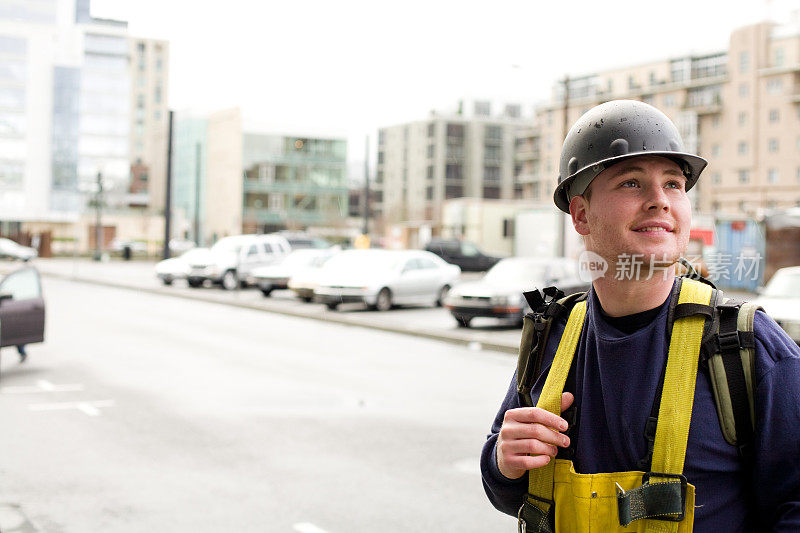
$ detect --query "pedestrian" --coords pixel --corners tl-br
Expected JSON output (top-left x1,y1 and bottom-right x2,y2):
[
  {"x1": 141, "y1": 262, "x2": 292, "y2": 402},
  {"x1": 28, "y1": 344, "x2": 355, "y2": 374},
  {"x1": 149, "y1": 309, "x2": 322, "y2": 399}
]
[{"x1": 480, "y1": 100, "x2": 800, "y2": 531}]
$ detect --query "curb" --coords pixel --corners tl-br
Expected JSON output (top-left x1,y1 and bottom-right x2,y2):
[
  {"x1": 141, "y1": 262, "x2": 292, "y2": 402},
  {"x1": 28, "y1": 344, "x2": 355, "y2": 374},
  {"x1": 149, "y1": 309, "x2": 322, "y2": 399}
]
[{"x1": 31, "y1": 267, "x2": 520, "y2": 355}]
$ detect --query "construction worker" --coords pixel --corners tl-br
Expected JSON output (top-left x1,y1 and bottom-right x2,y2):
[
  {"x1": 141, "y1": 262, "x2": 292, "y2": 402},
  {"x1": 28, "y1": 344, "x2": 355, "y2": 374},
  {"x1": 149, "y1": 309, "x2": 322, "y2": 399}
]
[{"x1": 480, "y1": 100, "x2": 800, "y2": 531}]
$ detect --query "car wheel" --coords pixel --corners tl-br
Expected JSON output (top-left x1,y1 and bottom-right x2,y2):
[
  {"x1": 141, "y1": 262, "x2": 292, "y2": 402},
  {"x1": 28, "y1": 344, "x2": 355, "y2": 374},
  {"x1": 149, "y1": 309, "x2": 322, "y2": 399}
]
[
  {"x1": 300, "y1": 296, "x2": 313, "y2": 303},
  {"x1": 326, "y1": 302, "x2": 339, "y2": 311},
  {"x1": 436, "y1": 285, "x2": 451, "y2": 307},
  {"x1": 187, "y1": 279, "x2": 203, "y2": 288},
  {"x1": 456, "y1": 317, "x2": 472, "y2": 328},
  {"x1": 375, "y1": 288, "x2": 392, "y2": 312},
  {"x1": 261, "y1": 287, "x2": 273, "y2": 297},
  {"x1": 162, "y1": 277, "x2": 174, "y2": 286},
  {"x1": 221, "y1": 270, "x2": 238, "y2": 291}
]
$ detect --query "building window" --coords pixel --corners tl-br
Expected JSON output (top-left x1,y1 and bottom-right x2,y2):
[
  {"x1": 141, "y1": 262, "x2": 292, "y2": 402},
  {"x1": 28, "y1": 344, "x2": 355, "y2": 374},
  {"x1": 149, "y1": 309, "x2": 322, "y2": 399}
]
[
  {"x1": 738, "y1": 169, "x2": 750, "y2": 183},
  {"x1": 768, "y1": 168, "x2": 779, "y2": 183},
  {"x1": 445, "y1": 184, "x2": 463, "y2": 199},
  {"x1": 426, "y1": 165, "x2": 433, "y2": 179},
  {"x1": 712, "y1": 115, "x2": 720, "y2": 128},
  {"x1": 503, "y1": 218, "x2": 515, "y2": 237},
  {"x1": 739, "y1": 200, "x2": 747, "y2": 212},
  {"x1": 712, "y1": 201, "x2": 720, "y2": 212},
  {"x1": 505, "y1": 104, "x2": 521, "y2": 118},
  {"x1": 485, "y1": 125, "x2": 503, "y2": 140},
  {"x1": 483, "y1": 186, "x2": 501, "y2": 199},
  {"x1": 446, "y1": 124, "x2": 464, "y2": 139},
  {"x1": 739, "y1": 51, "x2": 749, "y2": 73},
  {"x1": 768, "y1": 138, "x2": 779, "y2": 153},
  {"x1": 425, "y1": 186, "x2": 433, "y2": 200},
  {"x1": 738, "y1": 83, "x2": 749, "y2": 98},
  {"x1": 532, "y1": 181, "x2": 540, "y2": 200},
  {"x1": 474, "y1": 101, "x2": 491, "y2": 116},
  {"x1": 484, "y1": 146, "x2": 502, "y2": 161},
  {"x1": 712, "y1": 172, "x2": 721, "y2": 184},
  {"x1": 375, "y1": 170, "x2": 383, "y2": 184},
  {"x1": 663, "y1": 94, "x2": 676, "y2": 108},
  {"x1": 711, "y1": 144, "x2": 720, "y2": 157},
  {"x1": 484, "y1": 166, "x2": 500, "y2": 182},
  {"x1": 269, "y1": 194, "x2": 283, "y2": 210},
  {"x1": 769, "y1": 109, "x2": 779, "y2": 123},
  {"x1": 426, "y1": 144, "x2": 435, "y2": 158},
  {"x1": 738, "y1": 112, "x2": 748, "y2": 126},
  {"x1": 378, "y1": 130, "x2": 385, "y2": 145},
  {"x1": 775, "y1": 48, "x2": 784, "y2": 67},
  {"x1": 426, "y1": 123, "x2": 434, "y2": 138},
  {"x1": 377, "y1": 151, "x2": 384, "y2": 164},
  {"x1": 767, "y1": 78, "x2": 783, "y2": 94},
  {"x1": 738, "y1": 141, "x2": 748, "y2": 155},
  {"x1": 445, "y1": 164, "x2": 462, "y2": 180}
]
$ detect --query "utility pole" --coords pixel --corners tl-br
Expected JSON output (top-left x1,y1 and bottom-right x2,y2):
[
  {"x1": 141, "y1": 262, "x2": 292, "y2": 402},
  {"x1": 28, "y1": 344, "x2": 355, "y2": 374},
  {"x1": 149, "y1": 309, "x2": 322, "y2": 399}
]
[
  {"x1": 93, "y1": 170, "x2": 103, "y2": 261},
  {"x1": 162, "y1": 110, "x2": 174, "y2": 260},
  {"x1": 556, "y1": 75, "x2": 570, "y2": 257},
  {"x1": 363, "y1": 136, "x2": 369, "y2": 236},
  {"x1": 194, "y1": 142, "x2": 201, "y2": 246}
]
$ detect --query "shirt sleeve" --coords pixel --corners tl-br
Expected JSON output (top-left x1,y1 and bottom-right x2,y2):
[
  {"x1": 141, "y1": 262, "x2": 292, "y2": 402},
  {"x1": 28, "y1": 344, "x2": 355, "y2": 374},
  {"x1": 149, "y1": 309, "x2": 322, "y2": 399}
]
[
  {"x1": 480, "y1": 372, "x2": 529, "y2": 517},
  {"x1": 752, "y1": 311, "x2": 800, "y2": 530}
]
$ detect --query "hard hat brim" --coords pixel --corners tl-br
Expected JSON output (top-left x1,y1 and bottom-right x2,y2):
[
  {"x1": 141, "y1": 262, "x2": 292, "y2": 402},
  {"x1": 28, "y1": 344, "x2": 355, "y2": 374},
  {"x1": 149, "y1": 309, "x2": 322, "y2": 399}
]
[{"x1": 553, "y1": 151, "x2": 707, "y2": 213}]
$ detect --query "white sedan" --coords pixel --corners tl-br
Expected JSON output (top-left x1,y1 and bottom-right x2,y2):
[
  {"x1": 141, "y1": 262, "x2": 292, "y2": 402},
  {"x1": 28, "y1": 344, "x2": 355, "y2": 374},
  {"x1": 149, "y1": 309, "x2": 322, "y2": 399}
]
[
  {"x1": 314, "y1": 249, "x2": 461, "y2": 311},
  {"x1": 753, "y1": 266, "x2": 800, "y2": 344},
  {"x1": 154, "y1": 248, "x2": 212, "y2": 286},
  {"x1": 250, "y1": 248, "x2": 337, "y2": 297}
]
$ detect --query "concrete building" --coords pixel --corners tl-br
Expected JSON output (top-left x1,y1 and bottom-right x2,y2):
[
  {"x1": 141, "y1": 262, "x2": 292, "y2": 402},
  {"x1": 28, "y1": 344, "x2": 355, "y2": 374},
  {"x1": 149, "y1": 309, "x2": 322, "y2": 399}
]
[
  {"x1": 376, "y1": 99, "x2": 529, "y2": 243},
  {"x1": 171, "y1": 108, "x2": 348, "y2": 245},
  {"x1": 531, "y1": 18, "x2": 800, "y2": 218},
  {"x1": 128, "y1": 37, "x2": 169, "y2": 213}
]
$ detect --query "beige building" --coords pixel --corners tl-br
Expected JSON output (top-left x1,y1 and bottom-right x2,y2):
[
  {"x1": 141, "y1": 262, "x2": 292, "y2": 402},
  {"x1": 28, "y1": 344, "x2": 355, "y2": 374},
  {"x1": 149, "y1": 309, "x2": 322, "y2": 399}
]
[
  {"x1": 530, "y1": 19, "x2": 800, "y2": 218},
  {"x1": 128, "y1": 37, "x2": 170, "y2": 213},
  {"x1": 376, "y1": 99, "x2": 529, "y2": 242}
]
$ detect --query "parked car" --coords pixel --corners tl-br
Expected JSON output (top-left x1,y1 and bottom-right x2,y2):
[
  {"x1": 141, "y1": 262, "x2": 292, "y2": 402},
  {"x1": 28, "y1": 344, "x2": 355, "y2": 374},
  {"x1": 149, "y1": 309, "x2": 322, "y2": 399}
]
[
  {"x1": 250, "y1": 248, "x2": 338, "y2": 296},
  {"x1": 278, "y1": 232, "x2": 331, "y2": 250},
  {"x1": 154, "y1": 248, "x2": 212, "y2": 286},
  {"x1": 0, "y1": 238, "x2": 37, "y2": 262},
  {"x1": 753, "y1": 266, "x2": 800, "y2": 344},
  {"x1": 287, "y1": 254, "x2": 338, "y2": 302},
  {"x1": 424, "y1": 238, "x2": 501, "y2": 272},
  {"x1": 186, "y1": 234, "x2": 291, "y2": 290},
  {"x1": 444, "y1": 257, "x2": 589, "y2": 328},
  {"x1": 168, "y1": 238, "x2": 196, "y2": 254},
  {"x1": 314, "y1": 249, "x2": 460, "y2": 311},
  {"x1": 0, "y1": 266, "x2": 45, "y2": 358}
]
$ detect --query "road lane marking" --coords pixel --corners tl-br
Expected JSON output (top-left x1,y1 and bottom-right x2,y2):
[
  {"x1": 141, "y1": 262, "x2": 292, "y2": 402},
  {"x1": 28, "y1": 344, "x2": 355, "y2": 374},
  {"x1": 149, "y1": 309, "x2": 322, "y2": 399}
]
[
  {"x1": 28, "y1": 400, "x2": 114, "y2": 417},
  {"x1": 1, "y1": 381, "x2": 85, "y2": 394},
  {"x1": 293, "y1": 523, "x2": 329, "y2": 533}
]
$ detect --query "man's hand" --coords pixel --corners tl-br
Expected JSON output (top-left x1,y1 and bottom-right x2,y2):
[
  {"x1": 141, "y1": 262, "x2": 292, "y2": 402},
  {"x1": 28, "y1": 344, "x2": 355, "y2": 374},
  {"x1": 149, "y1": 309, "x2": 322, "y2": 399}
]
[{"x1": 496, "y1": 392, "x2": 574, "y2": 480}]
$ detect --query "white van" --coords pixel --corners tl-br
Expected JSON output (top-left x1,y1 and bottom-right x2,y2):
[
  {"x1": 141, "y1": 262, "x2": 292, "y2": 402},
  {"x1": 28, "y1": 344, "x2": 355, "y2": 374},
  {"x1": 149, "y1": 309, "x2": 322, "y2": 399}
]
[{"x1": 186, "y1": 234, "x2": 291, "y2": 290}]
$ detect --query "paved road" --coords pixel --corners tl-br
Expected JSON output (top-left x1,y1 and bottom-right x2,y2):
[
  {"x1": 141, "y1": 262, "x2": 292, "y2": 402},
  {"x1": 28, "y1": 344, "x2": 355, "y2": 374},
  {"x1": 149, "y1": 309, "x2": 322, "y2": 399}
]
[
  {"x1": 3, "y1": 258, "x2": 524, "y2": 353},
  {"x1": 0, "y1": 277, "x2": 518, "y2": 532}
]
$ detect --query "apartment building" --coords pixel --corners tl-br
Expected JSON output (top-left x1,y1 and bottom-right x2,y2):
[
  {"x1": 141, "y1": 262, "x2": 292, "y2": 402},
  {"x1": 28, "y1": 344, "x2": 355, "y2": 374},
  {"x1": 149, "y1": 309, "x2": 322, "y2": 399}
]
[
  {"x1": 128, "y1": 37, "x2": 169, "y2": 213},
  {"x1": 376, "y1": 99, "x2": 529, "y2": 237},
  {"x1": 172, "y1": 108, "x2": 348, "y2": 244},
  {"x1": 531, "y1": 19, "x2": 800, "y2": 217}
]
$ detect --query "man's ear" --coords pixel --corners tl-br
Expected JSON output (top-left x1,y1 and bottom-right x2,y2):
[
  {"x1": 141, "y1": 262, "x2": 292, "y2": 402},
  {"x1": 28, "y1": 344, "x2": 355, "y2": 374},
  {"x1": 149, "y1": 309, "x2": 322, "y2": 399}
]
[{"x1": 570, "y1": 196, "x2": 590, "y2": 236}]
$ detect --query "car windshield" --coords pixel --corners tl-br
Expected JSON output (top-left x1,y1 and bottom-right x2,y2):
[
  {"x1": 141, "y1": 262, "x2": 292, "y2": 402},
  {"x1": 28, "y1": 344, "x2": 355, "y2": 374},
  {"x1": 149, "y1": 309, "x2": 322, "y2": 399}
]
[
  {"x1": 762, "y1": 270, "x2": 800, "y2": 298},
  {"x1": 211, "y1": 239, "x2": 243, "y2": 254},
  {"x1": 323, "y1": 252, "x2": 402, "y2": 274},
  {"x1": 180, "y1": 249, "x2": 209, "y2": 261},
  {"x1": 484, "y1": 260, "x2": 547, "y2": 284}
]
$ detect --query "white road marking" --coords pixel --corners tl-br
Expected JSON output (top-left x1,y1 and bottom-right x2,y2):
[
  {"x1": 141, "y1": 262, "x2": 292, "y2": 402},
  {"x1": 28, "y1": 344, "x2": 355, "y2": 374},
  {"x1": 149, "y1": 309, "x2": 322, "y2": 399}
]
[
  {"x1": 28, "y1": 400, "x2": 114, "y2": 417},
  {"x1": 1, "y1": 381, "x2": 85, "y2": 394},
  {"x1": 293, "y1": 523, "x2": 329, "y2": 533}
]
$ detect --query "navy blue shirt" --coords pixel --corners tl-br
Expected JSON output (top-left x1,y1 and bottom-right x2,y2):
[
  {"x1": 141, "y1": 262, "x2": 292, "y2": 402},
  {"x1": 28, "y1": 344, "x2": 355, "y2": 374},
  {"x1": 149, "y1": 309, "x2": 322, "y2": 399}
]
[{"x1": 480, "y1": 282, "x2": 800, "y2": 531}]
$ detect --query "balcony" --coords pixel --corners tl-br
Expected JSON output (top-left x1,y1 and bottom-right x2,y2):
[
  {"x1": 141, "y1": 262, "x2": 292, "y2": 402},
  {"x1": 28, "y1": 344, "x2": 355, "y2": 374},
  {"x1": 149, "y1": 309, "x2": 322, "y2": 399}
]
[{"x1": 515, "y1": 148, "x2": 541, "y2": 161}]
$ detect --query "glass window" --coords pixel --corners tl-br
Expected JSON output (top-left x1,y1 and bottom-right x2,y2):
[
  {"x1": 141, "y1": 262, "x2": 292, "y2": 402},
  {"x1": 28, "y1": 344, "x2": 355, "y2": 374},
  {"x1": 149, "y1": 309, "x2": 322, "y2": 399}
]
[
  {"x1": 775, "y1": 48, "x2": 784, "y2": 67},
  {"x1": 247, "y1": 244, "x2": 258, "y2": 256},
  {"x1": 0, "y1": 268, "x2": 40, "y2": 300},
  {"x1": 739, "y1": 51, "x2": 750, "y2": 73},
  {"x1": 768, "y1": 169, "x2": 779, "y2": 183},
  {"x1": 767, "y1": 78, "x2": 783, "y2": 94},
  {"x1": 474, "y1": 101, "x2": 491, "y2": 116},
  {"x1": 739, "y1": 83, "x2": 749, "y2": 98},
  {"x1": 484, "y1": 166, "x2": 500, "y2": 181},
  {"x1": 486, "y1": 125, "x2": 503, "y2": 140},
  {"x1": 427, "y1": 144, "x2": 434, "y2": 158},
  {"x1": 769, "y1": 109, "x2": 779, "y2": 123},
  {"x1": 738, "y1": 112, "x2": 748, "y2": 126},
  {"x1": 738, "y1": 170, "x2": 749, "y2": 183},
  {"x1": 768, "y1": 139, "x2": 779, "y2": 153},
  {"x1": 738, "y1": 142, "x2": 748, "y2": 155}
]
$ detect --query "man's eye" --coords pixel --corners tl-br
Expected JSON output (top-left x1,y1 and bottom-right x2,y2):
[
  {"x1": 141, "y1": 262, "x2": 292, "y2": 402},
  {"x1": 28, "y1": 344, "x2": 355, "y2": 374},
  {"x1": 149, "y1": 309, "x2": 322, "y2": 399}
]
[
  {"x1": 665, "y1": 181, "x2": 684, "y2": 190},
  {"x1": 621, "y1": 180, "x2": 638, "y2": 188}
]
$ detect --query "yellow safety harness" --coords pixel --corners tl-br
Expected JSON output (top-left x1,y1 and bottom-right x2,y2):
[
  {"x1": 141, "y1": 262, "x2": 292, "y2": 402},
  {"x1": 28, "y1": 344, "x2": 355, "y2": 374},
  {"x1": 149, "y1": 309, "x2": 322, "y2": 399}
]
[{"x1": 518, "y1": 278, "x2": 713, "y2": 532}]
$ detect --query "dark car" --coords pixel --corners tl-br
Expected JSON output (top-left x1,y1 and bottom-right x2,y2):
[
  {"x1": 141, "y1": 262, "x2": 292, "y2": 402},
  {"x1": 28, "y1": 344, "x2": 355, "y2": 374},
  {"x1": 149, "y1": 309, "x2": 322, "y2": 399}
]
[
  {"x1": 0, "y1": 266, "x2": 46, "y2": 357},
  {"x1": 424, "y1": 239, "x2": 501, "y2": 272}
]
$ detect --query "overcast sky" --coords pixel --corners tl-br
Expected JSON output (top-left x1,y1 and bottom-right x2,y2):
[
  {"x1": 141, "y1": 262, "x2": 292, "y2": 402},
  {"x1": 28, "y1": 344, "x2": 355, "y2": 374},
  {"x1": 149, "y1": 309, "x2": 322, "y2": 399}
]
[{"x1": 93, "y1": 0, "x2": 798, "y2": 179}]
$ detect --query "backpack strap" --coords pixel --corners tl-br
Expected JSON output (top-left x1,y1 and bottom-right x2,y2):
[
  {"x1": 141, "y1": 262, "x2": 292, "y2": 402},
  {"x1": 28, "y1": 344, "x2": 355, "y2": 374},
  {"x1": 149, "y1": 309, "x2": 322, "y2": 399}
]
[
  {"x1": 516, "y1": 288, "x2": 586, "y2": 407},
  {"x1": 701, "y1": 297, "x2": 760, "y2": 458}
]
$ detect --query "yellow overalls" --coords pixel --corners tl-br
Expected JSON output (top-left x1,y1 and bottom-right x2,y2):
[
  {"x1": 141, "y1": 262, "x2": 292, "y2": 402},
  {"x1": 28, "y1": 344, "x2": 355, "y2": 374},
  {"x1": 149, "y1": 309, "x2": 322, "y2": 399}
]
[{"x1": 518, "y1": 278, "x2": 712, "y2": 532}]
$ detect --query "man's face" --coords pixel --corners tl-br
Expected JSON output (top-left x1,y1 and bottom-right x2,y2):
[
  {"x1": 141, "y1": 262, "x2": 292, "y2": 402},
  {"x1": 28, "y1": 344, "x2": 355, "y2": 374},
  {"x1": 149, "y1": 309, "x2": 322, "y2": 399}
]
[{"x1": 569, "y1": 155, "x2": 692, "y2": 272}]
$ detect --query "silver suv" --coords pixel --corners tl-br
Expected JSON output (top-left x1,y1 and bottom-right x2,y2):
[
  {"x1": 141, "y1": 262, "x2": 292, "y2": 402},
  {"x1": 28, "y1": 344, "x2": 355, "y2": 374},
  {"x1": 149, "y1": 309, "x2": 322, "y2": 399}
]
[{"x1": 186, "y1": 234, "x2": 291, "y2": 290}]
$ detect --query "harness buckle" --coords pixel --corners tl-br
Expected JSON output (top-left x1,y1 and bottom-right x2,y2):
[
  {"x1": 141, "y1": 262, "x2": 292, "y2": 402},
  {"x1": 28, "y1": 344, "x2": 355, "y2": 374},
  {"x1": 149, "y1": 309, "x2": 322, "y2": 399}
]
[
  {"x1": 518, "y1": 493, "x2": 554, "y2": 533},
  {"x1": 718, "y1": 329, "x2": 742, "y2": 353}
]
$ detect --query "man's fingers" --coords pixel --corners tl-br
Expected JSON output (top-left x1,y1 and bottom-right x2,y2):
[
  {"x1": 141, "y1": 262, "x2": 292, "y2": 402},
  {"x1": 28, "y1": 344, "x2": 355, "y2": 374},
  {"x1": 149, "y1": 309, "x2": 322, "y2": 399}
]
[
  {"x1": 501, "y1": 438, "x2": 559, "y2": 458},
  {"x1": 504, "y1": 407, "x2": 569, "y2": 432},
  {"x1": 500, "y1": 421, "x2": 571, "y2": 448},
  {"x1": 561, "y1": 392, "x2": 574, "y2": 413}
]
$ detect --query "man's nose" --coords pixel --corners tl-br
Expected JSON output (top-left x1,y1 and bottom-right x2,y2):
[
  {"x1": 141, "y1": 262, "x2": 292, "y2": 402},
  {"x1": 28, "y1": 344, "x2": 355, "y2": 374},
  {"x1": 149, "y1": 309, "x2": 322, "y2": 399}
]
[{"x1": 645, "y1": 186, "x2": 669, "y2": 212}]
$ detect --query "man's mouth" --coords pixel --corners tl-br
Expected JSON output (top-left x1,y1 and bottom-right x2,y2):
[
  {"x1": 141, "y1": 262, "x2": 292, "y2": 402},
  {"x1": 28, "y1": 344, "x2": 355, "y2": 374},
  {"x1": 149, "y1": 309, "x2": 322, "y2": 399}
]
[{"x1": 634, "y1": 226, "x2": 670, "y2": 232}]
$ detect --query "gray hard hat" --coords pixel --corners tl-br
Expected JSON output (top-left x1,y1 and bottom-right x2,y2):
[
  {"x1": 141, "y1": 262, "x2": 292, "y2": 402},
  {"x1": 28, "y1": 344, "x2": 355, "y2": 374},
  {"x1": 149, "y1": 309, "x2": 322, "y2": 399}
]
[{"x1": 553, "y1": 100, "x2": 707, "y2": 213}]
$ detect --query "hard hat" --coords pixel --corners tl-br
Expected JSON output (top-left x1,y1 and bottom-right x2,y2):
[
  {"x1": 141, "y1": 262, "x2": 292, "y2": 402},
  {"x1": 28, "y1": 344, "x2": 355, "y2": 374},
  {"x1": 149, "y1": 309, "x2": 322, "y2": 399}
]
[{"x1": 553, "y1": 100, "x2": 707, "y2": 213}]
